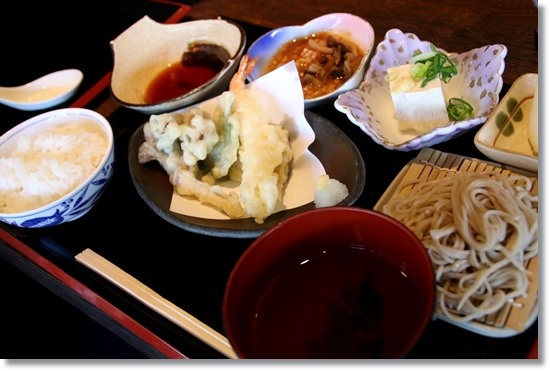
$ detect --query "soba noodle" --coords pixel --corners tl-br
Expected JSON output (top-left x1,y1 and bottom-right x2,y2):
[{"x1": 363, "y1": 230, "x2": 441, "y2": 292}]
[{"x1": 383, "y1": 171, "x2": 538, "y2": 322}]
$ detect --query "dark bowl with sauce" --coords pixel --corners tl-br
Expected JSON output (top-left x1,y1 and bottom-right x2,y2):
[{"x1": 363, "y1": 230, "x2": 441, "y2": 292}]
[
  {"x1": 246, "y1": 13, "x2": 375, "y2": 108},
  {"x1": 223, "y1": 207, "x2": 435, "y2": 359},
  {"x1": 109, "y1": 16, "x2": 246, "y2": 115}
]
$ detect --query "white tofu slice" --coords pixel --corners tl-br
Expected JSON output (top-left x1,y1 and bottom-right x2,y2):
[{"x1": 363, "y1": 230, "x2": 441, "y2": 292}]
[{"x1": 388, "y1": 63, "x2": 449, "y2": 134}]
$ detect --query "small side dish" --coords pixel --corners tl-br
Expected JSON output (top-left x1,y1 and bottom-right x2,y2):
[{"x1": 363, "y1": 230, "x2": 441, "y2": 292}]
[
  {"x1": 335, "y1": 29, "x2": 507, "y2": 151},
  {"x1": 386, "y1": 45, "x2": 474, "y2": 135},
  {"x1": 144, "y1": 43, "x2": 232, "y2": 104},
  {"x1": 110, "y1": 16, "x2": 246, "y2": 114},
  {"x1": 263, "y1": 31, "x2": 365, "y2": 100},
  {"x1": 474, "y1": 73, "x2": 538, "y2": 173},
  {"x1": 0, "y1": 108, "x2": 114, "y2": 228},
  {"x1": 247, "y1": 13, "x2": 375, "y2": 108}
]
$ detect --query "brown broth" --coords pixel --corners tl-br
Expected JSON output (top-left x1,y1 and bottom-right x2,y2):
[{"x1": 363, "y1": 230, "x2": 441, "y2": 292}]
[
  {"x1": 248, "y1": 246, "x2": 426, "y2": 358},
  {"x1": 144, "y1": 63, "x2": 219, "y2": 104}
]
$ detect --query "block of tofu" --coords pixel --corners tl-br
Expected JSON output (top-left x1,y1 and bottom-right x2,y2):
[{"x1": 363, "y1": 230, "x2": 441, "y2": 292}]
[{"x1": 388, "y1": 63, "x2": 449, "y2": 134}]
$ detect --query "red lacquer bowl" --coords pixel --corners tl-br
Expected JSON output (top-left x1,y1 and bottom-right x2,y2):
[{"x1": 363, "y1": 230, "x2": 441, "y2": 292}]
[{"x1": 223, "y1": 206, "x2": 435, "y2": 359}]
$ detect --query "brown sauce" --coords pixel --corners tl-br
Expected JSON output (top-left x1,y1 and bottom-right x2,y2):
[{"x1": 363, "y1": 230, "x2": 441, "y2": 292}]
[
  {"x1": 144, "y1": 43, "x2": 230, "y2": 104},
  {"x1": 264, "y1": 32, "x2": 364, "y2": 99},
  {"x1": 144, "y1": 64, "x2": 219, "y2": 103}
]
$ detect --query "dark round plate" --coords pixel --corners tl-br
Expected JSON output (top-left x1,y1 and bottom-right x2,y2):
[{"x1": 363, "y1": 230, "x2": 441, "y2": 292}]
[{"x1": 127, "y1": 110, "x2": 366, "y2": 238}]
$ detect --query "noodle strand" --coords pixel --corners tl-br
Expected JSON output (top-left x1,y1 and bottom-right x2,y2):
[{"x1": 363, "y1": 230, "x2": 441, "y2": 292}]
[{"x1": 383, "y1": 171, "x2": 538, "y2": 323}]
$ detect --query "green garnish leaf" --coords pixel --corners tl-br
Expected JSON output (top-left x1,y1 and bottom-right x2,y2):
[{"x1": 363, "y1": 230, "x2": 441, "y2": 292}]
[
  {"x1": 410, "y1": 44, "x2": 458, "y2": 87},
  {"x1": 447, "y1": 97, "x2": 474, "y2": 121}
]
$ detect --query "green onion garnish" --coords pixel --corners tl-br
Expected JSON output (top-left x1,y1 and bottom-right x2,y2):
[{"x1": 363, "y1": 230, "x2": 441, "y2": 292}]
[
  {"x1": 447, "y1": 98, "x2": 474, "y2": 121},
  {"x1": 410, "y1": 45, "x2": 458, "y2": 87}
]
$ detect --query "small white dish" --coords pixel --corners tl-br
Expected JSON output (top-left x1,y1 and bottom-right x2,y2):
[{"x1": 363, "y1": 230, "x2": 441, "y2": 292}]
[
  {"x1": 474, "y1": 73, "x2": 538, "y2": 173},
  {"x1": 335, "y1": 29, "x2": 507, "y2": 151},
  {"x1": 110, "y1": 16, "x2": 246, "y2": 115},
  {"x1": 246, "y1": 13, "x2": 375, "y2": 108}
]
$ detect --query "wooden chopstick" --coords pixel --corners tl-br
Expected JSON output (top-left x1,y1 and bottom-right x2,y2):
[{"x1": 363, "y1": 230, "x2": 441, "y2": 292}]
[{"x1": 75, "y1": 248, "x2": 238, "y2": 359}]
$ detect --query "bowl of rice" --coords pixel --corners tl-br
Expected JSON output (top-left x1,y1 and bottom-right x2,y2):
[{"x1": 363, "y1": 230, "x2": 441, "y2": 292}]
[{"x1": 0, "y1": 108, "x2": 114, "y2": 228}]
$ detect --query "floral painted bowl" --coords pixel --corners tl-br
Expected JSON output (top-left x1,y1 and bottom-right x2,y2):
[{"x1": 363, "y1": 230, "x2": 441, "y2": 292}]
[
  {"x1": 246, "y1": 13, "x2": 375, "y2": 108},
  {"x1": 334, "y1": 28, "x2": 507, "y2": 151},
  {"x1": 0, "y1": 108, "x2": 114, "y2": 228}
]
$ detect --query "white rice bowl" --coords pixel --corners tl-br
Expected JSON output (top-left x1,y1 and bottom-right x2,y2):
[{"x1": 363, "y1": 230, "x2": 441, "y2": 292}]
[{"x1": 0, "y1": 108, "x2": 114, "y2": 228}]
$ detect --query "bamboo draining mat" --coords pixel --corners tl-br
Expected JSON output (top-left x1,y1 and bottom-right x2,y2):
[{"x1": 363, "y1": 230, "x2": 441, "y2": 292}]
[{"x1": 374, "y1": 148, "x2": 538, "y2": 337}]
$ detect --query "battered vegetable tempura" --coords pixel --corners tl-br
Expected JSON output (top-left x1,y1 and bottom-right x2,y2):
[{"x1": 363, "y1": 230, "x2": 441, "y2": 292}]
[
  {"x1": 230, "y1": 55, "x2": 293, "y2": 223},
  {"x1": 138, "y1": 55, "x2": 293, "y2": 224}
]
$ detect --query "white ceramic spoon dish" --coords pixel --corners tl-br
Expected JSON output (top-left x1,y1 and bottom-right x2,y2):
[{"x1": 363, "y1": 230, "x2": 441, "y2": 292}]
[{"x1": 0, "y1": 69, "x2": 83, "y2": 111}]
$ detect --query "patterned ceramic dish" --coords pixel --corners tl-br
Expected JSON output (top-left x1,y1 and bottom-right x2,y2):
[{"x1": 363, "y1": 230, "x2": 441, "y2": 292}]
[
  {"x1": 246, "y1": 13, "x2": 375, "y2": 108},
  {"x1": 0, "y1": 108, "x2": 114, "y2": 228},
  {"x1": 474, "y1": 73, "x2": 538, "y2": 173},
  {"x1": 335, "y1": 28, "x2": 507, "y2": 151}
]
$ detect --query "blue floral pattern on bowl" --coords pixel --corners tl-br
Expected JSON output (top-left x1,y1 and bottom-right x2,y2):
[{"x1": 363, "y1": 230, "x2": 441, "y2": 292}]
[
  {"x1": 0, "y1": 108, "x2": 115, "y2": 228},
  {"x1": 1, "y1": 147, "x2": 115, "y2": 228}
]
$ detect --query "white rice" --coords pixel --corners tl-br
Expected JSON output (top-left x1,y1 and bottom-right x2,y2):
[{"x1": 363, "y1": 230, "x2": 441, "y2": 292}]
[{"x1": 0, "y1": 123, "x2": 108, "y2": 214}]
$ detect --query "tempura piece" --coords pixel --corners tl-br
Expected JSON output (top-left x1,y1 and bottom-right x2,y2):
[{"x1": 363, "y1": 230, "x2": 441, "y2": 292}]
[
  {"x1": 229, "y1": 55, "x2": 293, "y2": 223},
  {"x1": 203, "y1": 91, "x2": 240, "y2": 179},
  {"x1": 140, "y1": 118, "x2": 193, "y2": 175},
  {"x1": 146, "y1": 113, "x2": 183, "y2": 155},
  {"x1": 171, "y1": 167, "x2": 244, "y2": 219},
  {"x1": 176, "y1": 108, "x2": 219, "y2": 166},
  {"x1": 138, "y1": 140, "x2": 195, "y2": 176},
  {"x1": 139, "y1": 125, "x2": 241, "y2": 217}
]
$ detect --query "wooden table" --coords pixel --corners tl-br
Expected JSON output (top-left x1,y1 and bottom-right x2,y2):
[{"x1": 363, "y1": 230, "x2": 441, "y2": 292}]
[{"x1": 188, "y1": 0, "x2": 538, "y2": 86}]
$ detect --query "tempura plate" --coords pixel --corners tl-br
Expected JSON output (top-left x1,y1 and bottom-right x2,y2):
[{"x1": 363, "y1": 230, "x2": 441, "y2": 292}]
[
  {"x1": 374, "y1": 148, "x2": 538, "y2": 337},
  {"x1": 128, "y1": 111, "x2": 366, "y2": 238}
]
